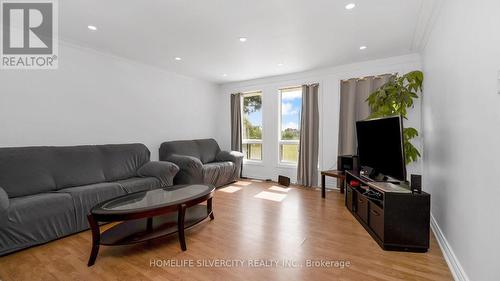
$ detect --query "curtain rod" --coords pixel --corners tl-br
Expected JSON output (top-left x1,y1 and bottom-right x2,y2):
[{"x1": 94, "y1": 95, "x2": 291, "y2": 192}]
[
  {"x1": 341, "y1": 73, "x2": 397, "y2": 83},
  {"x1": 231, "y1": 83, "x2": 320, "y2": 95},
  {"x1": 277, "y1": 83, "x2": 319, "y2": 91},
  {"x1": 279, "y1": 85, "x2": 302, "y2": 91}
]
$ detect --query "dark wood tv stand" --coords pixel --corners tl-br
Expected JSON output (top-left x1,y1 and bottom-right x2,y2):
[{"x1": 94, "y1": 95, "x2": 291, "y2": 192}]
[{"x1": 345, "y1": 170, "x2": 430, "y2": 252}]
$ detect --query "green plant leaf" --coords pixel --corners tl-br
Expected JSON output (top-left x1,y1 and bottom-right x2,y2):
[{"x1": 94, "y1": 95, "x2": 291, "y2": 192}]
[{"x1": 366, "y1": 70, "x2": 423, "y2": 164}]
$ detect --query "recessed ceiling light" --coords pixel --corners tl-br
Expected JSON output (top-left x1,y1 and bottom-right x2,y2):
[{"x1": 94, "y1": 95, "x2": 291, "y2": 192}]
[
  {"x1": 359, "y1": 45, "x2": 367, "y2": 50},
  {"x1": 87, "y1": 25, "x2": 97, "y2": 31},
  {"x1": 174, "y1": 57, "x2": 182, "y2": 61},
  {"x1": 222, "y1": 74, "x2": 228, "y2": 77},
  {"x1": 277, "y1": 63, "x2": 284, "y2": 67},
  {"x1": 345, "y1": 3, "x2": 356, "y2": 10},
  {"x1": 239, "y1": 37, "x2": 248, "y2": 42}
]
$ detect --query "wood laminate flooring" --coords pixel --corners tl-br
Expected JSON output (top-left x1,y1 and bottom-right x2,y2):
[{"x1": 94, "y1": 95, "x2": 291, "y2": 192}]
[{"x1": 0, "y1": 180, "x2": 452, "y2": 281}]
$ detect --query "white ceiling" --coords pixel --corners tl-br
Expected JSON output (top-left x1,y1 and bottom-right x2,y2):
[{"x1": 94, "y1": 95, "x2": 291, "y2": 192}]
[{"x1": 59, "y1": 0, "x2": 427, "y2": 83}]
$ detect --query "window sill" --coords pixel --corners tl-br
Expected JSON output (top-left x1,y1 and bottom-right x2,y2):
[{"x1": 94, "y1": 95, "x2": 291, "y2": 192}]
[
  {"x1": 243, "y1": 160, "x2": 264, "y2": 166},
  {"x1": 277, "y1": 162, "x2": 298, "y2": 169}
]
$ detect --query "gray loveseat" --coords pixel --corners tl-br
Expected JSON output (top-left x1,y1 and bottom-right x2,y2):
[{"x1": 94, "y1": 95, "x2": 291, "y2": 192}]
[
  {"x1": 0, "y1": 143, "x2": 179, "y2": 256},
  {"x1": 159, "y1": 139, "x2": 243, "y2": 187}
]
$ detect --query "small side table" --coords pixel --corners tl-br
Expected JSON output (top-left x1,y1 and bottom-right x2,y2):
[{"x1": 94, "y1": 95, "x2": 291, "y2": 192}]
[{"x1": 320, "y1": 170, "x2": 346, "y2": 198}]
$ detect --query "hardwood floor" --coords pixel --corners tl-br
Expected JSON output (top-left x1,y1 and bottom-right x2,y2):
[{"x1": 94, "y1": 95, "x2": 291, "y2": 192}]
[{"x1": 0, "y1": 180, "x2": 453, "y2": 281}]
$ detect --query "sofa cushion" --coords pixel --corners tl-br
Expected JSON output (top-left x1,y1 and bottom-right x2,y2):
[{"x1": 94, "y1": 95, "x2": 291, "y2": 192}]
[
  {"x1": 160, "y1": 139, "x2": 221, "y2": 164},
  {"x1": 99, "y1": 144, "x2": 150, "y2": 181},
  {"x1": 0, "y1": 147, "x2": 57, "y2": 198},
  {"x1": 50, "y1": 146, "x2": 106, "y2": 189},
  {"x1": 196, "y1": 139, "x2": 221, "y2": 164},
  {"x1": 202, "y1": 161, "x2": 235, "y2": 187},
  {"x1": 0, "y1": 144, "x2": 150, "y2": 198},
  {"x1": 160, "y1": 140, "x2": 201, "y2": 161},
  {"x1": 116, "y1": 177, "x2": 161, "y2": 194},
  {"x1": 0, "y1": 193, "x2": 76, "y2": 255},
  {"x1": 57, "y1": 182, "x2": 127, "y2": 231}
]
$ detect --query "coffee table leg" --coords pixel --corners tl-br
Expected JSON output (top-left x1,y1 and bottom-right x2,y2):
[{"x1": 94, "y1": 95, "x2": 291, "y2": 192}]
[
  {"x1": 87, "y1": 214, "x2": 100, "y2": 266},
  {"x1": 146, "y1": 217, "x2": 153, "y2": 232},
  {"x1": 177, "y1": 204, "x2": 187, "y2": 251},
  {"x1": 321, "y1": 174, "x2": 326, "y2": 198},
  {"x1": 207, "y1": 197, "x2": 214, "y2": 220}
]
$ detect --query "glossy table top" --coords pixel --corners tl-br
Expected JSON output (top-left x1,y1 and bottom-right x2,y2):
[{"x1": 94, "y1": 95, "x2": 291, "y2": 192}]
[{"x1": 92, "y1": 184, "x2": 214, "y2": 214}]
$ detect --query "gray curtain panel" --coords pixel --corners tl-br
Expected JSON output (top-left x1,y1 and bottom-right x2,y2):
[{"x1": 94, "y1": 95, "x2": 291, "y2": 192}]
[
  {"x1": 230, "y1": 93, "x2": 242, "y2": 152},
  {"x1": 297, "y1": 83, "x2": 320, "y2": 187},
  {"x1": 338, "y1": 74, "x2": 392, "y2": 156}
]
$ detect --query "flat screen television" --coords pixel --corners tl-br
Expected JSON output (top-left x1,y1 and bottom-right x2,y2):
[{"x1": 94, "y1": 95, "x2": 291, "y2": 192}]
[{"x1": 356, "y1": 116, "x2": 406, "y2": 181}]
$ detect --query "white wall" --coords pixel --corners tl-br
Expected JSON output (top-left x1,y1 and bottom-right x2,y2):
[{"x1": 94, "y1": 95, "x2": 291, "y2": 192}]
[
  {"x1": 217, "y1": 54, "x2": 423, "y2": 187},
  {"x1": 422, "y1": 0, "x2": 500, "y2": 280},
  {"x1": 0, "y1": 42, "x2": 219, "y2": 160}
]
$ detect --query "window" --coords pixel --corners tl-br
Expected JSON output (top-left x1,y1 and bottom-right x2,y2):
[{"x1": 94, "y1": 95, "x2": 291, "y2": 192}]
[
  {"x1": 242, "y1": 91, "x2": 263, "y2": 161},
  {"x1": 279, "y1": 87, "x2": 302, "y2": 164}
]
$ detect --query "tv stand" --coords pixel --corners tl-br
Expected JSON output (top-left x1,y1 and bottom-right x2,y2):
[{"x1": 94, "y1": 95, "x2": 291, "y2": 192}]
[{"x1": 345, "y1": 170, "x2": 430, "y2": 252}]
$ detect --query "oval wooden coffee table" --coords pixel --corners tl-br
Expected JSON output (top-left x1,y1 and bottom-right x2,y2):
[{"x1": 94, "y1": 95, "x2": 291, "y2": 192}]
[{"x1": 86, "y1": 184, "x2": 215, "y2": 266}]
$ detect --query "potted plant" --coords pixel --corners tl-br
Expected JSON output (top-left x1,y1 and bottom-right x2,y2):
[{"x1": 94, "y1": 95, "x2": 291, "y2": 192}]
[{"x1": 366, "y1": 71, "x2": 423, "y2": 164}]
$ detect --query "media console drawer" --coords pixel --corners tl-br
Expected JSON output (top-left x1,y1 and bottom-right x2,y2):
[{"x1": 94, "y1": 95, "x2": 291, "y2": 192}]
[
  {"x1": 345, "y1": 186, "x2": 354, "y2": 212},
  {"x1": 369, "y1": 202, "x2": 384, "y2": 240},
  {"x1": 356, "y1": 193, "x2": 368, "y2": 223}
]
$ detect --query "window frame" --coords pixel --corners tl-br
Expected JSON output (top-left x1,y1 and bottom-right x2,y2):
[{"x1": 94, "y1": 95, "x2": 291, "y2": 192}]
[
  {"x1": 241, "y1": 91, "x2": 263, "y2": 163},
  {"x1": 278, "y1": 86, "x2": 302, "y2": 166}
]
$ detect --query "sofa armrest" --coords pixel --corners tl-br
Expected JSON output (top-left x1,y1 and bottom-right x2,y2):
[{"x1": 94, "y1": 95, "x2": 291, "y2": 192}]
[
  {"x1": 216, "y1": 150, "x2": 244, "y2": 163},
  {"x1": 167, "y1": 154, "x2": 203, "y2": 170},
  {"x1": 137, "y1": 161, "x2": 180, "y2": 187},
  {"x1": 0, "y1": 186, "x2": 9, "y2": 227},
  {"x1": 165, "y1": 154, "x2": 204, "y2": 184}
]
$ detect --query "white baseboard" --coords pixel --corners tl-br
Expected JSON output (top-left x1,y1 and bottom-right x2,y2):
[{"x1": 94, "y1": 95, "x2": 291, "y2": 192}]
[{"x1": 430, "y1": 214, "x2": 470, "y2": 281}]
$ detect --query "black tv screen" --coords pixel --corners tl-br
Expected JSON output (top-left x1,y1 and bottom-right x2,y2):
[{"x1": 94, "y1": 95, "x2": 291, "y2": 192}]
[{"x1": 356, "y1": 116, "x2": 406, "y2": 181}]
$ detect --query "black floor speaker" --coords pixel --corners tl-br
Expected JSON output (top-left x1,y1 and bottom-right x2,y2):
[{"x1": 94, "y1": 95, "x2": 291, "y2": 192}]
[
  {"x1": 411, "y1": 174, "x2": 422, "y2": 193},
  {"x1": 338, "y1": 155, "x2": 359, "y2": 171},
  {"x1": 278, "y1": 175, "x2": 290, "y2": 187}
]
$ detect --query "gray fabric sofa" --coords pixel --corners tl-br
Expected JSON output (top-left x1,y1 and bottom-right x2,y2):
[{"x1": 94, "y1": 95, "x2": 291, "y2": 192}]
[
  {"x1": 0, "y1": 143, "x2": 179, "y2": 256},
  {"x1": 159, "y1": 139, "x2": 243, "y2": 187}
]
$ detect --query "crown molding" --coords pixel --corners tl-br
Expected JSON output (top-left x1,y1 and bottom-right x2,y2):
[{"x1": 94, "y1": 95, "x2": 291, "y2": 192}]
[
  {"x1": 221, "y1": 53, "x2": 421, "y2": 90},
  {"x1": 411, "y1": 0, "x2": 445, "y2": 51}
]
